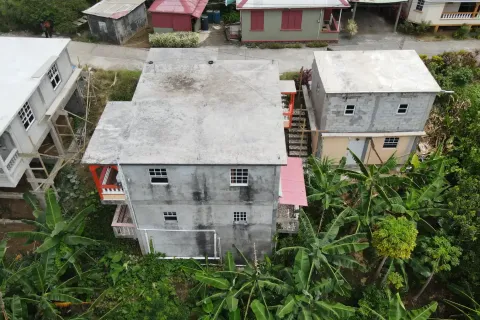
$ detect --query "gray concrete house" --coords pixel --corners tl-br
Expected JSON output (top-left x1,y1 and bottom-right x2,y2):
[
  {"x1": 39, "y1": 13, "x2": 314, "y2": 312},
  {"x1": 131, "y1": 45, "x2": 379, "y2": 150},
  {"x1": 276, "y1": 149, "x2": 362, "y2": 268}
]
[
  {"x1": 82, "y1": 49, "x2": 306, "y2": 259},
  {"x1": 305, "y1": 50, "x2": 442, "y2": 166},
  {"x1": 83, "y1": 0, "x2": 148, "y2": 44},
  {"x1": 0, "y1": 37, "x2": 82, "y2": 199},
  {"x1": 236, "y1": 0, "x2": 350, "y2": 43}
]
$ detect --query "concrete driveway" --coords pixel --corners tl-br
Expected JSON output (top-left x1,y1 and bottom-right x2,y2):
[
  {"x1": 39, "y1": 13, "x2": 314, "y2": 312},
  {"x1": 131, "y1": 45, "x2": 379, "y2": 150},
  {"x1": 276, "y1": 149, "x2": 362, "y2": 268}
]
[{"x1": 67, "y1": 37, "x2": 480, "y2": 73}]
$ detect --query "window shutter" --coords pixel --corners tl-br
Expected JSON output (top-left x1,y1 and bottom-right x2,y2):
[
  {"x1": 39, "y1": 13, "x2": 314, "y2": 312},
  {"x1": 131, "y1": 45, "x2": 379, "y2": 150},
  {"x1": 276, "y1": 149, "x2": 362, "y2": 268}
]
[
  {"x1": 251, "y1": 10, "x2": 264, "y2": 30},
  {"x1": 281, "y1": 11, "x2": 290, "y2": 29},
  {"x1": 293, "y1": 10, "x2": 302, "y2": 29}
]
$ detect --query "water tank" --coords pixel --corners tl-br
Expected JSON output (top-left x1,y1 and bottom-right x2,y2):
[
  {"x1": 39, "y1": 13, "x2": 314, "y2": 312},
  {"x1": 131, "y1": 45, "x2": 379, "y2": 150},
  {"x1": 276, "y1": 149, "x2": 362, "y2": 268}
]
[
  {"x1": 213, "y1": 10, "x2": 221, "y2": 24},
  {"x1": 206, "y1": 10, "x2": 214, "y2": 23},
  {"x1": 201, "y1": 15, "x2": 209, "y2": 31}
]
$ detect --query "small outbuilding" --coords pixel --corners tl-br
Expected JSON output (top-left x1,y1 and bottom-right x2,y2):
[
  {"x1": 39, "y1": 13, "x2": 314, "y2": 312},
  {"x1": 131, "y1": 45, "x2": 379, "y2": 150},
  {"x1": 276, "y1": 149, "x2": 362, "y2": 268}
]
[
  {"x1": 83, "y1": 0, "x2": 148, "y2": 44},
  {"x1": 149, "y1": 0, "x2": 209, "y2": 33}
]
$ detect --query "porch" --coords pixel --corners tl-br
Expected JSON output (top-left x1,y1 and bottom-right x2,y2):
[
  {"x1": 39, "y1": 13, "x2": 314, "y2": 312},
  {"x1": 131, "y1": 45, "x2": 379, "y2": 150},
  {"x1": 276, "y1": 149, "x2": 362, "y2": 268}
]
[
  {"x1": 280, "y1": 80, "x2": 297, "y2": 129},
  {"x1": 0, "y1": 131, "x2": 21, "y2": 178},
  {"x1": 112, "y1": 205, "x2": 136, "y2": 239},
  {"x1": 322, "y1": 9, "x2": 342, "y2": 33},
  {"x1": 89, "y1": 165, "x2": 126, "y2": 204},
  {"x1": 440, "y1": 2, "x2": 480, "y2": 20}
]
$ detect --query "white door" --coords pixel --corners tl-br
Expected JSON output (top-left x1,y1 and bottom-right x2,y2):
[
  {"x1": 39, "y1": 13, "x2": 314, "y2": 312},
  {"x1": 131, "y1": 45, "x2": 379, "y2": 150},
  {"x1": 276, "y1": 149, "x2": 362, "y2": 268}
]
[{"x1": 346, "y1": 138, "x2": 365, "y2": 165}]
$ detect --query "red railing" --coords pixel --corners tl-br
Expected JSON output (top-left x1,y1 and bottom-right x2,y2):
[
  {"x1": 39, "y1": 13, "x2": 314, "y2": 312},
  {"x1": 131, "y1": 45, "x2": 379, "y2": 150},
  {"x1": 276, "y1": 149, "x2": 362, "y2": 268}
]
[
  {"x1": 89, "y1": 165, "x2": 125, "y2": 201},
  {"x1": 282, "y1": 93, "x2": 295, "y2": 128}
]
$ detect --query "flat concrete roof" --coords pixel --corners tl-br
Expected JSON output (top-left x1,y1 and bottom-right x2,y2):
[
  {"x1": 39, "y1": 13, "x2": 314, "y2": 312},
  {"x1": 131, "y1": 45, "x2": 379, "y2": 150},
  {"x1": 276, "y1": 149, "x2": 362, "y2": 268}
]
[
  {"x1": 83, "y1": 0, "x2": 145, "y2": 19},
  {"x1": 313, "y1": 50, "x2": 442, "y2": 94},
  {"x1": 145, "y1": 48, "x2": 219, "y2": 64},
  {"x1": 83, "y1": 56, "x2": 287, "y2": 165},
  {"x1": 237, "y1": 0, "x2": 350, "y2": 9},
  {"x1": 0, "y1": 37, "x2": 70, "y2": 133}
]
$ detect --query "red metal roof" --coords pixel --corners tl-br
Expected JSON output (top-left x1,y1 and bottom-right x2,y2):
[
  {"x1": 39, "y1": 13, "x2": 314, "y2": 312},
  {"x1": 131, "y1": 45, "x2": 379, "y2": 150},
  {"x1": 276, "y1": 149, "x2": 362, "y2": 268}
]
[
  {"x1": 279, "y1": 157, "x2": 308, "y2": 207},
  {"x1": 149, "y1": 0, "x2": 208, "y2": 18}
]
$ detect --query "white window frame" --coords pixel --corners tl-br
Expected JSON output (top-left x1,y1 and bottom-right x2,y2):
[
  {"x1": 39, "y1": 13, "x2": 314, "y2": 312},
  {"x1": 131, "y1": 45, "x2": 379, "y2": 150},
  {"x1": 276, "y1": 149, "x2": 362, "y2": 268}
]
[
  {"x1": 230, "y1": 168, "x2": 248, "y2": 186},
  {"x1": 149, "y1": 168, "x2": 168, "y2": 184},
  {"x1": 47, "y1": 63, "x2": 62, "y2": 90},
  {"x1": 18, "y1": 101, "x2": 35, "y2": 131},
  {"x1": 383, "y1": 137, "x2": 399, "y2": 149},
  {"x1": 344, "y1": 105, "x2": 355, "y2": 115},
  {"x1": 163, "y1": 212, "x2": 177, "y2": 222},
  {"x1": 416, "y1": 0, "x2": 424, "y2": 11},
  {"x1": 234, "y1": 211, "x2": 247, "y2": 223},
  {"x1": 397, "y1": 104, "x2": 408, "y2": 114}
]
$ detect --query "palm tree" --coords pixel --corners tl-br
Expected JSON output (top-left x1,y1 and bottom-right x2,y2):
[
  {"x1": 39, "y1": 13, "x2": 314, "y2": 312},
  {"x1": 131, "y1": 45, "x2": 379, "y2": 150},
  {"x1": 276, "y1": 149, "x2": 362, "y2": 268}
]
[
  {"x1": 8, "y1": 189, "x2": 97, "y2": 275},
  {"x1": 362, "y1": 292, "x2": 437, "y2": 320},
  {"x1": 277, "y1": 210, "x2": 369, "y2": 294},
  {"x1": 306, "y1": 156, "x2": 349, "y2": 231},
  {"x1": 337, "y1": 150, "x2": 408, "y2": 232}
]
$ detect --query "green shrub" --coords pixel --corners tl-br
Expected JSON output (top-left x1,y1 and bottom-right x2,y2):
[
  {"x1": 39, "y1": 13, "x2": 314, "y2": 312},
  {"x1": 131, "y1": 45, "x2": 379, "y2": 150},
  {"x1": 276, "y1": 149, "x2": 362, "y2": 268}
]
[
  {"x1": 149, "y1": 32, "x2": 199, "y2": 48},
  {"x1": 346, "y1": 19, "x2": 358, "y2": 38},
  {"x1": 258, "y1": 42, "x2": 285, "y2": 49},
  {"x1": 222, "y1": 10, "x2": 240, "y2": 24},
  {"x1": 109, "y1": 70, "x2": 142, "y2": 101},
  {"x1": 453, "y1": 24, "x2": 470, "y2": 39},
  {"x1": 399, "y1": 20, "x2": 431, "y2": 35},
  {"x1": 285, "y1": 43, "x2": 302, "y2": 48},
  {"x1": 306, "y1": 41, "x2": 328, "y2": 48}
]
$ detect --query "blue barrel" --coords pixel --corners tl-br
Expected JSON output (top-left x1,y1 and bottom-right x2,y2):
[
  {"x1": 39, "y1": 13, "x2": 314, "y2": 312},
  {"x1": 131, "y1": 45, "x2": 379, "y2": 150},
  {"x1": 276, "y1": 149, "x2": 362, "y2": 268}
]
[
  {"x1": 213, "y1": 10, "x2": 221, "y2": 24},
  {"x1": 201, "y1": 15, "x2": 209, "y2": 31},
  {"x1": 206, "y1": 10, "x2": 214, "y2": 23}
]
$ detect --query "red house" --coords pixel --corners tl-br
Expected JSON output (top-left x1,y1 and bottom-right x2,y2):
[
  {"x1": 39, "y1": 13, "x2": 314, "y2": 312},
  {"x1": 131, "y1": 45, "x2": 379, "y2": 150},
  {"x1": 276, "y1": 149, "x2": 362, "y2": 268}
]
[{"x1": 149, "y1": 0, "x2": 208, "y2": 33}]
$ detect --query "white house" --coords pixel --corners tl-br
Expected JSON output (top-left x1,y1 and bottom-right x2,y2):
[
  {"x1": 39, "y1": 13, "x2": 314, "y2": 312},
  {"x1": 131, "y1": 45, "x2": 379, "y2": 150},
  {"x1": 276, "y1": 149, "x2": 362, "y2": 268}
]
[
  {"x1": 0, "y1": 37, "x2": 82, "y2": 199},
  {"x1": 406, "y1": 0, "x2": 480, "y2": 31}
]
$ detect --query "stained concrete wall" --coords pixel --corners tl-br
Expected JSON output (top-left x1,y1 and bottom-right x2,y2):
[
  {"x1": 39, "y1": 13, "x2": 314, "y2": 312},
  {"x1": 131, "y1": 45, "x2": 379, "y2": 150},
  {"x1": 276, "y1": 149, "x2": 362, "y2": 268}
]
[
  {"x1": 87, "y1": 4, "x2": 147, "y2": 44},
  {"x1": 240, "y1": 9, "x2": 340, "y2": 42},
  {"x1": 0, "y1": 50, "x2": 74, "y2": 187},
  {"x1": 121, "y1": 164, "x2": 281, "y2": 260}
]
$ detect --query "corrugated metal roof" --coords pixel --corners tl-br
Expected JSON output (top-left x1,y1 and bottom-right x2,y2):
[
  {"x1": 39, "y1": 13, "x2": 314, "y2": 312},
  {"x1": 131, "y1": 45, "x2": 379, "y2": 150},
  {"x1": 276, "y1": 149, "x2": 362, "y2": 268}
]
[
  {"x1": 237, "y1": 0, "x2": 350, "y2": 9},
  {"x1": 149, "y1": 0, "x2": 208, "y2": 18},
  {"x1": 83, "y1": 0, "x2": 145, "y2": 19},
  {"x1": 279, "y1": 157, "x2": 307, "y2": 207}
]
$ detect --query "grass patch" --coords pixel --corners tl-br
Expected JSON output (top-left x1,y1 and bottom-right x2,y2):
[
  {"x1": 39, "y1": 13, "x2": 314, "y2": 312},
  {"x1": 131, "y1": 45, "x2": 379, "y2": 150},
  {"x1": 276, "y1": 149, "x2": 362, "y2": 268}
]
[
  {"x1": 280, "y1": 72, "x2": 300, "y2": 81},
  {"x1": 306, "y1": 41, "x2": 328, "y2": 48}
]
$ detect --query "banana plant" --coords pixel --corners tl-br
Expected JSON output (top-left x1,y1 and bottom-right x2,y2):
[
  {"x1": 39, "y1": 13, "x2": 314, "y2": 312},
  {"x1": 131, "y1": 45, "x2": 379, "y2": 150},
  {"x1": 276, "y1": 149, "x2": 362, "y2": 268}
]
[
  {"x1": 8, "y1": 189, "x2": 97, "y2": 276},
  {"x1": 184, "y1": 249, "x2": 286, "y2": 320},
  {"x1": 277, "y1": 209, "x2": 369, "y2": 295},
  {"x1": 3, "y1": 249, "x2": 95, "y2": 319},
  {"x1": 306, "y1": 156, "x2": 350, "y2": 231},
  {"x1": 444, "y1": 284, "x2": 480, "y2": 319},
  {"x1": 362, "y1": 292, "x2": 437, "y2": 320},
  {"x1": 337, "y1": 150, "x2": 409, "y2": 232}
]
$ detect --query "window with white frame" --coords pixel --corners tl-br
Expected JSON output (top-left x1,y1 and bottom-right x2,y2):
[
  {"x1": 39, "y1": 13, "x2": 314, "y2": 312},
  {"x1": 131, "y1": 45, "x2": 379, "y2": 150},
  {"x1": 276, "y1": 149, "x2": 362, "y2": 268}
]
[
  {"x1": 18, "y1": 102, "x2": 35, "y2": 130},
  {"x1": 164, "y1": 212, "x2": 177, "y2": 221},
  {"x1": 234, "y1": 212, "x2": 247, "y2": 222},
  {"x1": 397, "y1": 104, "x2": 408, "y2": 114},
  {"x1": 47, "y1": 63, "x2": 61, "y2": 90},
  {"x1": 149, "y1": 168, "x2": 168, "y2": 184},
  {"x1": 383, "y1": 137, "x2": 399, "y2": 148},
  {"x1": 230, "y1": 169, "x2": 248, "y2": 186},
  {"x1": 344, "y1": 105, "x2": 355, "y2": 115},
  {"x1": 416, "y1": 0, "x2": 424, "y2": 11}
]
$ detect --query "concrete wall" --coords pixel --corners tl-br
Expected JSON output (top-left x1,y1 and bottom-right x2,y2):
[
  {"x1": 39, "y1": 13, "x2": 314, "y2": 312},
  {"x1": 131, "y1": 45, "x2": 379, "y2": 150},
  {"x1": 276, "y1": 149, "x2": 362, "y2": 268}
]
[
  {"x1": 87, "y1": 15, "x2": 118, "y2": 43},
  {"x1": 121, "y1": 164, "x2": 281, "y2": 260},
  {"x1": 151, "y1": 12, "x2": 191, "y2": 33},
  {"x1": 0, "y1": 50, "x2": 73, "y2": 187},
  {"x1": 240, "y1": 9, "x2": 340, "y2": 42},
  {"x1": 114, "y1": 4, "x2": 148, "y2": 44},
  {"x1": 407, "y1": 0, "x2": 480, "y2": 25},
  {"x1": 320, "y1": 135, "x2": 416, "y2": 165}
]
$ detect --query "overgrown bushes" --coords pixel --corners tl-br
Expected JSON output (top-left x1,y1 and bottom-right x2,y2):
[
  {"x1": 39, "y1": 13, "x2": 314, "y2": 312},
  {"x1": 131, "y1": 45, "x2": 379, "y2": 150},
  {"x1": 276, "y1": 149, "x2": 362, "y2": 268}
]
[
  {"x1": 453, "y1": 24, "x2": 470, "y2": 39},
  {"x1": 222, "y1": 10, "x2": 240, "y2": 24},
  {"x1": 306, "y1": 40, "x2": 328, "y2": 48},
  {"x1": 149, "y1": 32, "x2": 199, "y2": 48},
  {"x1": 399, "y1": 20, "x2": 431, "y2": 35}
]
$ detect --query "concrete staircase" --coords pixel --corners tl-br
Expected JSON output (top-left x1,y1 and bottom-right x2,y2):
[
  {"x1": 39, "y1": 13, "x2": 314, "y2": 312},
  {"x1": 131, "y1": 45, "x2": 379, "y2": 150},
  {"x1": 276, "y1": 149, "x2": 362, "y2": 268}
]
[{"x1": 287, "y1": 108, "x2": 310, "y2": 158}]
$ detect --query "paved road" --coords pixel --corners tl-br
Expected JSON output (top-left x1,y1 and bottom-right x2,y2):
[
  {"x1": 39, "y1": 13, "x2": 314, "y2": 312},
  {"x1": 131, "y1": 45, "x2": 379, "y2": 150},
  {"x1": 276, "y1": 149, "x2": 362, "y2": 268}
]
[{"x1": 67, "y1": 35, "x2": 480, "y2": 73}]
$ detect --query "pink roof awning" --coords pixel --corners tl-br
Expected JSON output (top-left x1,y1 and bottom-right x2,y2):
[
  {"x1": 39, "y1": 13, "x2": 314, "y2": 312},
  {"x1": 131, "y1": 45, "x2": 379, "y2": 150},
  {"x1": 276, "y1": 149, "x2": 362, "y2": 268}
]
[
  {"x1": 149, "y1": 0, "x2": 207, "y2": 17},
  {"x1": 279, "y1": 157, "x2": 308, "y2": 207}
]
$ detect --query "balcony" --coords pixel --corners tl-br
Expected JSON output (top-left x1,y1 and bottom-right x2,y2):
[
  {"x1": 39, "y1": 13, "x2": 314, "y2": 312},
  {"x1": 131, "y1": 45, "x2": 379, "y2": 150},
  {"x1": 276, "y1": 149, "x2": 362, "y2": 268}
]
[
  {"x1": 322, "y1": 13, "x2": 340, "y2": 33},
  {"x1": 280, "y1": 80, "x2": 297, "y2": 129},
  {"x1": 112, "y1": 205, "x2": 136, "y2": 239},
  {"x1": 89, "y1": 165, "x2": 126, "y2": 204},
  {"x1": 441, "y1": 11, "x2": 478, "y2": 19}
]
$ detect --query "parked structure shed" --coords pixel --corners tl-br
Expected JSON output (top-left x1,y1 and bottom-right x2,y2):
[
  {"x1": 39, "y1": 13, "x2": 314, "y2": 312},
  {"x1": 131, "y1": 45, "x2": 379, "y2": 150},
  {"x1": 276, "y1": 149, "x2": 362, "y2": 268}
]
[
  {"x1": 83, "y1": 0, "x2": 148, "y2": 44},
  {"x1": 149, "y1": 0, "x2": 209, "y2": 33},
  {"x1": 236, "y1": 0, "x2": 350, "y2": 42}
]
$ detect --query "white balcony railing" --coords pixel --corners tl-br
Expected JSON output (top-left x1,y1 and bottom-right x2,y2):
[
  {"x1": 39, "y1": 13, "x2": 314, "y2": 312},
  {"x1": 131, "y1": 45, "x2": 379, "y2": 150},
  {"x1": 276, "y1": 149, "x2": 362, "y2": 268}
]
[
  {"x1": 5, "y1": 149, "x2": 19, "y2": 172},
  {"x1": 112, "y1": 205, "x2": 136, "y2": 239},
  {"x1": 99, "y1": 166, "x2": 126, "y2": 201},
  {"x1": 441, "y1": 12, "x2": 477, "y2": 19}
]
